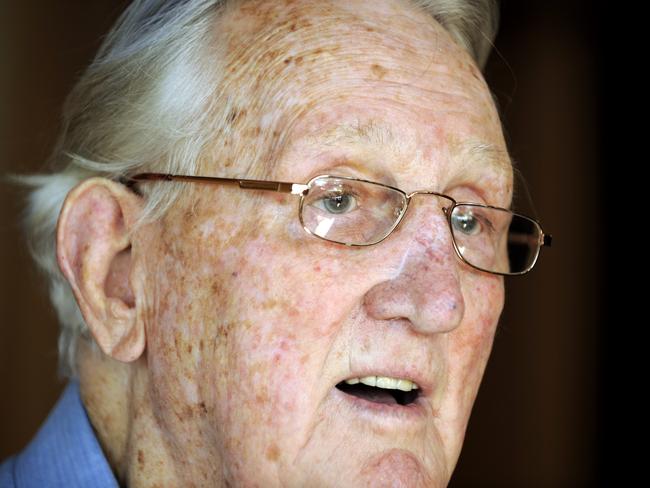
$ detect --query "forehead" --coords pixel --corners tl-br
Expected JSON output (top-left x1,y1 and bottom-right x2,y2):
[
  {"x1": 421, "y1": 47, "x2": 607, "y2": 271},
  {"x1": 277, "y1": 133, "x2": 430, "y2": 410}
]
[
  {"x1": 212, "y1": 0, "x2": 511, "y2": 197},
  {"x1": 219, "y1": 0, "x2": 484, "y2": 92}
]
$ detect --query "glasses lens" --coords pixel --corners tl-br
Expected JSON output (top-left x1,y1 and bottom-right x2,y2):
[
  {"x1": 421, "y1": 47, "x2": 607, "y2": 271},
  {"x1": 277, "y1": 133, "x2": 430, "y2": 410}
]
[
  {"x1": 506, "y1": 214, "x2": 543, "y2": 273},
  {"x1": 300, "y1": 176, "x2": 406, "y2": 245},
  {"x1": 450, "y1": 204, "x2": 542, "y2": 274}
]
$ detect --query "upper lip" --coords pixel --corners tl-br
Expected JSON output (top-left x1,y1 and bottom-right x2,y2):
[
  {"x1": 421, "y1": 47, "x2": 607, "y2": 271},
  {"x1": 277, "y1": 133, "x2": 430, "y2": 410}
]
[{"x1": 334, "y1": 368, "x2": 433, "y2": 398}]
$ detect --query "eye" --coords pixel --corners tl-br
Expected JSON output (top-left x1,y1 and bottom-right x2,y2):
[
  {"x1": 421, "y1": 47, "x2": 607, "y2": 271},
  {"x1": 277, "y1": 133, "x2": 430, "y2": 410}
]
[
  {"x1": 451, "y1": 209, "x2": 482, "y2": 236},
  {"x1": 314, "y1": 192, "x2": 359, "y2": 214}
]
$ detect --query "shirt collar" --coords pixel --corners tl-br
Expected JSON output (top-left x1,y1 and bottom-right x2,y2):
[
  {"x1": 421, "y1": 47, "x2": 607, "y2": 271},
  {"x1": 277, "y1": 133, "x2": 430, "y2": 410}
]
[{"x1": 12, "y1": 381, "x2": 119, "y2": 488}]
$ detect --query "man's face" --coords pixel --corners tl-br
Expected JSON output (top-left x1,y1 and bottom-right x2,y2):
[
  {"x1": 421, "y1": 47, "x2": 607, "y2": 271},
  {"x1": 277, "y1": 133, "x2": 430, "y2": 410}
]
[{"x1": 139, "y1": 1, "x2": 512, "y2": 486}]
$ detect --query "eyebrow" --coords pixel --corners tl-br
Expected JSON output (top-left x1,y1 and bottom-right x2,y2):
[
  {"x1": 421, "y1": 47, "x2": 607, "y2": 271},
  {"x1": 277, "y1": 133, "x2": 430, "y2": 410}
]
[
  {"x1": 318, "y1": 120, "x2": 398, "y2": 147},
  {"x1": 315, "y1": 120, "x2": 513, "y2": 173},
  {"x1": 458, "y1": 140, "x2": 513, "y2": 173}
]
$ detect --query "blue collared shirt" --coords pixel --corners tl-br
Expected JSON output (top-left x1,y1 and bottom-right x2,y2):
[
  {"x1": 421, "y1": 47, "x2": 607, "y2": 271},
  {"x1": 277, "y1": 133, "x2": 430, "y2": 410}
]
[{"x1": 0, "y1": 382, "x2": 118, "y2": 488}]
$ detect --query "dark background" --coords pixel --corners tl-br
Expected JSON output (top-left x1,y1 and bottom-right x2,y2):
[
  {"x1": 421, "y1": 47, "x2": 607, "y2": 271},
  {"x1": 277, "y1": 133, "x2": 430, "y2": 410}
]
[{"x1": 1, "y1": 1, "x2": 607, "y2": 486}]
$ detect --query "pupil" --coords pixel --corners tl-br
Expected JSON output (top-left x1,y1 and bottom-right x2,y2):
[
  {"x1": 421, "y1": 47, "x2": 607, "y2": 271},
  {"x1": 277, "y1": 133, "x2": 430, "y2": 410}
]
[
  {"x1": 454, "y1": 213, "x2": 477, "y2": 234},
  {"x1": 324, "y1": 194, "x2": 351, "y2": 214}
]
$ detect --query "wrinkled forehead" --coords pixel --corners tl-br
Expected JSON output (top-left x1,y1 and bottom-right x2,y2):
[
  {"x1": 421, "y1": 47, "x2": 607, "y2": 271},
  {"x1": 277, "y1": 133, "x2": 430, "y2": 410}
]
[
  {"x1": 221, "y1": 0, "x2": 451, "y2": 57},
  {"x1": 217, "y1": 0, "x2": 485, "y2": 99},
  {"x1": 206, "y1": 0, "x2": 508, "y2": 185}
]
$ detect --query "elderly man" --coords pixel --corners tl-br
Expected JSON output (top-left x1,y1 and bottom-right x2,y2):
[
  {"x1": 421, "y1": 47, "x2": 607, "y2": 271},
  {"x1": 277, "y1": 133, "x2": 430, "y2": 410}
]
[{"x1": 1, "y1": 0, "x2": 551, "y2": 486}]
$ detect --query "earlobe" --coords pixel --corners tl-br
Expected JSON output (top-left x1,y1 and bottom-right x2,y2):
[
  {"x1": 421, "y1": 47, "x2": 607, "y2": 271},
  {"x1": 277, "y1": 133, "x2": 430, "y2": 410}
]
[{"x1": 57, "y1": 177, "x2": 145, "y2": 363}]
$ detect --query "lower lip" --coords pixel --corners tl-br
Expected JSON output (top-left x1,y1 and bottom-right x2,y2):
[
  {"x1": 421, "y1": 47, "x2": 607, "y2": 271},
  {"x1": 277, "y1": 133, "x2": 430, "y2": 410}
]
[{"x1": 331, "y1": 387, "x2": 429, "y2": 428}]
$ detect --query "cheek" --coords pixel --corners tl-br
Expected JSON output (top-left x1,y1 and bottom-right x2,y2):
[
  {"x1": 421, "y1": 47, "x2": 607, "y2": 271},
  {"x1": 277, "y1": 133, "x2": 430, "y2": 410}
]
[
  {"x1": 449, "y1": 275, "x2": 504, "y2": 368},
  {"x1": 204, "y1": 233, "x2": 363, "y2": 423},
  {"x1": 145, "y1": 205, "x2": 372, "y2": 452},
  {"x1": 193, "y1": 237, "x2": 327, "y2": 413}
]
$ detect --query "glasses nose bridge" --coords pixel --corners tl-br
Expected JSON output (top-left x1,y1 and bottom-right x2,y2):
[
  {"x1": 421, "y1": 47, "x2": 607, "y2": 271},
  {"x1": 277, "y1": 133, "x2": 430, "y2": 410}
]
[
  {"x1": 396, "y1": 190, "x2": 457, "y2": 241},
  {"x1": 404, "y1": 190, "x2": 456, "y2": 216}
]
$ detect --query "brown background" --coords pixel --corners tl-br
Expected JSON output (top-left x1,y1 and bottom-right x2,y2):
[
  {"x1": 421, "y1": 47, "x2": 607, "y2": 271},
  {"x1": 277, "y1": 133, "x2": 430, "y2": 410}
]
[{"x1": 0, "y1": 1, "x2": 606, "y2": 486}]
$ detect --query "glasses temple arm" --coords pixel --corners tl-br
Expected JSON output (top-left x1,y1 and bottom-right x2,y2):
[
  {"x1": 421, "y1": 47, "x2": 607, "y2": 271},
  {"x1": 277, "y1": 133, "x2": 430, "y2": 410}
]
[{"x1": 128, "y1": 173, "x2": 309, "y2": 195}]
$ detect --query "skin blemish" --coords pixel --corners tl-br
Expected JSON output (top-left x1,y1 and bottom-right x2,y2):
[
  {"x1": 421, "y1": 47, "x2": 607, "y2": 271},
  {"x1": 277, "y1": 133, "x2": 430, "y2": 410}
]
[
  {"x1": 138, "y1": 449, "x2": 145, "y2": 467},
  {"x1": 216, "y1": 323, "x2": 229, "y2": 339},
  {"x1": 211, "y1": 280, "x2": 222, "y2": 295},
  {"x1": 244, "y1": 127, "x2": 262, "y2": 137},
  {"x1": 260, "y1": 49, "x2": 281, "y2": 65},
  {"x1": 262, "y1": 298, "x2": 278, "y2": 309},
  {"x1": 227, "y1": 107, "x2": 247, "y2": 125},
  {"x1": 255, "y1": 391, "x2": 269, "y2": 406},
  {"x1": 173, "y1": 335, "x2": 181, "y2": 360},
  {"x1": 266, "y1": 443, "x2": 280, "y2": 462},
  {"x1": 184, "y1": 405, "x2": 194, "y2": 420},
  {"x1": 370, "y1": 63, "x2": 388, "y2": 80}
]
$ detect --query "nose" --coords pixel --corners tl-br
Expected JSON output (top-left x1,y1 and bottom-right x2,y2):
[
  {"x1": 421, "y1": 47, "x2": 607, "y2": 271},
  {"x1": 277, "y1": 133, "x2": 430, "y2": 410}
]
[{"x1": 362, "y1": 201, "x2": 465, "y2": 335}]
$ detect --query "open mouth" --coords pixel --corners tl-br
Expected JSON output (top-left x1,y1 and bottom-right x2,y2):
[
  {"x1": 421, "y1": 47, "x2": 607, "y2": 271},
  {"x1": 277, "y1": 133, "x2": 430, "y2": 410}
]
[{"x1": 335, "y1": 376, "x2": 420, "y2": 406}]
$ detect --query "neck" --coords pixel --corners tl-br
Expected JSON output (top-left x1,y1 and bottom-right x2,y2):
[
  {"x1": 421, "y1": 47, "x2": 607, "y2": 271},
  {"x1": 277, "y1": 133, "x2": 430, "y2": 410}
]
[{"x1": 77, "y1": 342, "x2": 180, "y2": 487}]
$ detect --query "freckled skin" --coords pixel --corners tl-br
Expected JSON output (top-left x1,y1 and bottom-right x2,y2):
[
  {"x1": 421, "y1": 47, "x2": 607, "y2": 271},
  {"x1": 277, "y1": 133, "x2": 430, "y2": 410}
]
[{"x1": 80, "y1": 1, "x2": 513, "y2": 487}]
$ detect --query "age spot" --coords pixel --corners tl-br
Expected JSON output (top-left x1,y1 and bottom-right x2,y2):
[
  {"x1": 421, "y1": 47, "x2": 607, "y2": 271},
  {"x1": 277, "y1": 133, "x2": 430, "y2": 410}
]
[
  {"x1": 370, "y1": 63, "x2": 388, "y2": 80},
  {"x1": 137, "y1": 449, "x2": 145, "y2": 467},
  {"x1": 266, "y1": 443, "x2": 280, "y2": 461},
  {"x1": 226, "y1": 107, "x2": 247, "y2": 125}
]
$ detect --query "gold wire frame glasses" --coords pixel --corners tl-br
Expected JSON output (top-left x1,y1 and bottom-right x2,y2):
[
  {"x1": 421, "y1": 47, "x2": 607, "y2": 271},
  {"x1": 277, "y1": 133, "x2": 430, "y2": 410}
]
[{"x1": 128, "y1": 172, "x2": 552, "y2": 276}]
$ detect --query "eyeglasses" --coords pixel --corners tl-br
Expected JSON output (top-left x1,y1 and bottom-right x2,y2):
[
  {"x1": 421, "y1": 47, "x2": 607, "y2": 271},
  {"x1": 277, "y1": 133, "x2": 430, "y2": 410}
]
[{"x1": 128, "y1": 173, "x2": 552, "y2": 276}]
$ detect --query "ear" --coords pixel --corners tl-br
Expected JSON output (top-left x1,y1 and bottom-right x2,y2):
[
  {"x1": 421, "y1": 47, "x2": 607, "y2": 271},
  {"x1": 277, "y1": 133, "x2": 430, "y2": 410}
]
[{"x1": 57, "y1": 177, "x2": 145, "y2": 363}]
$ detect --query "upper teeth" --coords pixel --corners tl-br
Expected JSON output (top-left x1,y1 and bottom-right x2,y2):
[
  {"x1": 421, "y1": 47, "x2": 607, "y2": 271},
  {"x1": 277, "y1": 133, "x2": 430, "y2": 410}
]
[{"x1": 345, "y1": 376, "x2": 419, "y2": 392}]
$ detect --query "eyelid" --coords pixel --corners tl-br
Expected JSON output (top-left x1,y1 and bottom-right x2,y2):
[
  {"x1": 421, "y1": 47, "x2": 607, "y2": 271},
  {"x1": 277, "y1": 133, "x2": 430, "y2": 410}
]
[
  {"x1": 450, "y1": 174, "x2": 515, "y2": 209},
  {"x1": 307, "y1": 159, "x2": 396, "y2": 187},
  {"x1": 311, "y1": 162, "x2": 506, "y2": 209},
  {"x1": 447, "y1": 183, "x2": 495, "y2": 208}
]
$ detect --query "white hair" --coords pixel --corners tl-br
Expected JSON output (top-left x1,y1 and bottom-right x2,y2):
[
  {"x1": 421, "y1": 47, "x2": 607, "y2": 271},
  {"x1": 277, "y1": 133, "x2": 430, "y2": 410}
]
[{"x1": 19, "y1": 0, "x2": 499, "y2": 378}]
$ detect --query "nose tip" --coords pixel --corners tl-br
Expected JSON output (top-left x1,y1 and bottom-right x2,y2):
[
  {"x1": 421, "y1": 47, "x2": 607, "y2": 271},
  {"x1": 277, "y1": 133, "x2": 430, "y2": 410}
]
[{"x1": 363, "y1": 266, "x2": 465, "y2": 335}]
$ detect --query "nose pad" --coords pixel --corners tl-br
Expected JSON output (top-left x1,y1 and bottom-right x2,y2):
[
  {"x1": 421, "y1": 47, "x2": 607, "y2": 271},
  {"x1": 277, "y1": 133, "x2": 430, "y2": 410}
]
[{"x1": 363, "y1": 202, "x2": 465, "y2": 335}]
